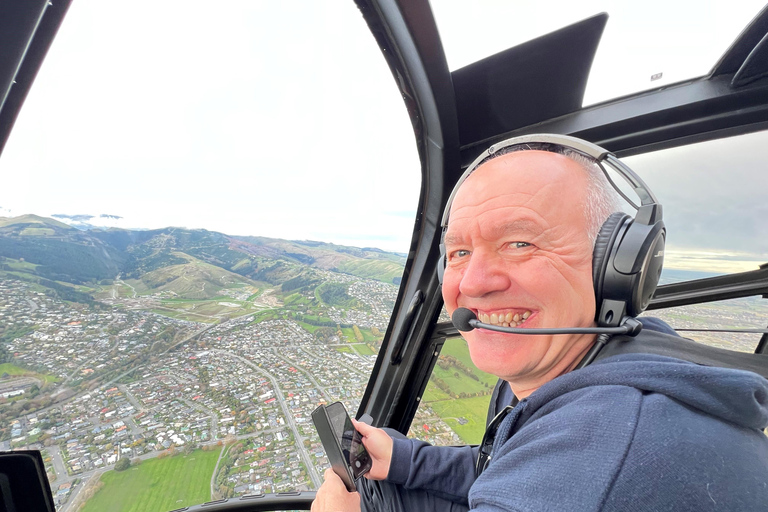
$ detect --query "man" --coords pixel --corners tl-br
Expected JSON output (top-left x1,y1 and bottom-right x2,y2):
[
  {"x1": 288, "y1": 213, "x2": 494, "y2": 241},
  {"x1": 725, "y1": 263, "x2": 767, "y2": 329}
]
[{"x1": 313, "y1": 137, "x2": 768, "y2": 512}]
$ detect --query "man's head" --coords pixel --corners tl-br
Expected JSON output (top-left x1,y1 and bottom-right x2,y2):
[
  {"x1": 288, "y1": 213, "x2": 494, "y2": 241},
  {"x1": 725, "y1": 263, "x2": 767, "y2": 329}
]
[{"x1": 441, "y1": 144, "x2": 621, "y2": 395}]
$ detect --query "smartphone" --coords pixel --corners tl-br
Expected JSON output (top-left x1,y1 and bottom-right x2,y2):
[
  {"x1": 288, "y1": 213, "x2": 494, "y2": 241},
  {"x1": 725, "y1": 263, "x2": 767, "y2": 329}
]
[{"x1": 311, "y1": 401, "x2": 372, "y2": 491}]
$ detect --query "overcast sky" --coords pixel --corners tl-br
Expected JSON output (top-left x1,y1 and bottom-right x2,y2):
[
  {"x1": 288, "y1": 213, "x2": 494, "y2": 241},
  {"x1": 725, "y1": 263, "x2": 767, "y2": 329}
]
[{"x1": 1, "y1": 0, "x2": 766, "y2": 273}]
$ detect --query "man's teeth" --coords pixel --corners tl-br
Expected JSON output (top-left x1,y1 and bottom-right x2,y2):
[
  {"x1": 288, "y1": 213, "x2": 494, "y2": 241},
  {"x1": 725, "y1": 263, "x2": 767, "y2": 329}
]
[{"x1": 478, "y1": 311, "x2": 531, "y2": 327}]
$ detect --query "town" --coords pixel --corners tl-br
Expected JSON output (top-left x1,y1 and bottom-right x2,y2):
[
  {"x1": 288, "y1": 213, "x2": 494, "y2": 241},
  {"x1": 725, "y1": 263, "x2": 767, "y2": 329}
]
[{"x1": 0, "y1": 274, "x2": 460, "y2": 511}]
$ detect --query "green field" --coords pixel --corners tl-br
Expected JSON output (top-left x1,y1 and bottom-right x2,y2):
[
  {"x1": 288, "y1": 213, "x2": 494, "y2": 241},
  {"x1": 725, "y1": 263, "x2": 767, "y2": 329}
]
[
  {"x1": 1, "y1": 258, "x2": 38, "y2": 271},
  {"x1": 0, "y1": 363, "x2": 60, "y2": 385},
  {"x1": 334, "y1": 345, "x2": 352, "y2": 353},
  {"x1": 440, "y1": 338, "x2": 497, "y2": 387},
  {"x1": 429, "y1": 395, "x2": 492, "y2": 444},
  {"x1": 358, "y1": 328, "x2": 382, "y2": 343},
  {"x1": 420, "y1": 338, "x2": 499, "y2": 443},
  {"x1": 81, "y1": 449, "x2": 220, "y2": 512},
  {"x1": 351, "y1": 343, "x2": 376, "y2": 356},
  {"x1": 0, "y1": 363, "x2": 30, "y2": 376},
  {"x1": 421, "y1": 382, "x2": 452, "y2": 402}
]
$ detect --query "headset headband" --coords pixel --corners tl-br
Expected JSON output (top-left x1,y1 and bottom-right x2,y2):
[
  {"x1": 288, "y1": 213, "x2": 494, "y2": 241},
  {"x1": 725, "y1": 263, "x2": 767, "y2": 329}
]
[{"x1": 441, "y1": 133, "x2": 660, "y2": 229}]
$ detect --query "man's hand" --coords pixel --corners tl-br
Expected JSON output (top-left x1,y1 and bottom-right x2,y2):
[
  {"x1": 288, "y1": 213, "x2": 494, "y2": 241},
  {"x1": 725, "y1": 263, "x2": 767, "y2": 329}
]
[
  {"x1": 311, "y1": 468, "x2": 361, "y2": 512},
  {"x1": 352, "y1": 418, "x2": 393, "y2": 480}
]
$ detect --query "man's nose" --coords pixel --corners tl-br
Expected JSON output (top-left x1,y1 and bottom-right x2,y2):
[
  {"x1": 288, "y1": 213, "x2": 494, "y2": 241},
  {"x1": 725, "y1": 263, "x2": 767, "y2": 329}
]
[{"x1": 458, "y1": 250, "x2": 511, "y2": 298}]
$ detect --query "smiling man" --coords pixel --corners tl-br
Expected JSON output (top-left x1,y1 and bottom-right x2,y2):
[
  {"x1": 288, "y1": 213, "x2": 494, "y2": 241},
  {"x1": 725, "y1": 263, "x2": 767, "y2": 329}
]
[
  {"x1": 441, "y1": 148, "x2": 600, "y2": 399},
  {"x1": 312, "y1": 136, "x2": 768, "y2": 512}
]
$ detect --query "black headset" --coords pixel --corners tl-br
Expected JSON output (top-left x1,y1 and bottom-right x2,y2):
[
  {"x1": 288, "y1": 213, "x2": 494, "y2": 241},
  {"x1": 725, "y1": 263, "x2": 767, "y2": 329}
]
[{"x1": 437, "y1": 134, "x2": 665, "y2": 328}]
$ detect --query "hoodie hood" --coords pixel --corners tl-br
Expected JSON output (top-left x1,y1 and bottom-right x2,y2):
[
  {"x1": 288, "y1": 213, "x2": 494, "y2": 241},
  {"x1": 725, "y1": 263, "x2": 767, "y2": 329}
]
[{"x1": 523, "y1": 353, "x2": 768, "y2": 430}]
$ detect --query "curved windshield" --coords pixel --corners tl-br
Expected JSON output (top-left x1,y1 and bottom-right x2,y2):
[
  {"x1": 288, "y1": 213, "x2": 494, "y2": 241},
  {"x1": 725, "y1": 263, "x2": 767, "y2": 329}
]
[{"x1": 0, "y1": 1, "x2": 418, "y2": 510}]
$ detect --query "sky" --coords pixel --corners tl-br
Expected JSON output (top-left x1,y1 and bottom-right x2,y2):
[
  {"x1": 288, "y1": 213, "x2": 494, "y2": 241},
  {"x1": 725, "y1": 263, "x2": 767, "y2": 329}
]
[{"x1": 1, "y1": 0, "x2": 767, "y2": 273}]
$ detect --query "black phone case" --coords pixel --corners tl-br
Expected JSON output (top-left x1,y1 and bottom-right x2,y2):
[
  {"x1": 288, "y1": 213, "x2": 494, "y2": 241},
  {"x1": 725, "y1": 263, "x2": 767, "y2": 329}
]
[{"x1": 312, "y1": 404, "x2": 357, "y2": 492}]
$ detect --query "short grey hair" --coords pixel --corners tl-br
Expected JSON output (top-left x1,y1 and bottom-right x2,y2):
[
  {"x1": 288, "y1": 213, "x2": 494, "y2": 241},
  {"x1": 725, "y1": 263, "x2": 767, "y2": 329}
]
[{"x1": 474, "y1": 143, "x2": 622, "y2": 246}]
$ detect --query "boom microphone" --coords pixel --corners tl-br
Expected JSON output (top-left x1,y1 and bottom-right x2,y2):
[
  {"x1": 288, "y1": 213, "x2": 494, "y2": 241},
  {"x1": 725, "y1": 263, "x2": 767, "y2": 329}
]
[{"x1": 451, "y1": 308, "x2": 643, "y2": 336}]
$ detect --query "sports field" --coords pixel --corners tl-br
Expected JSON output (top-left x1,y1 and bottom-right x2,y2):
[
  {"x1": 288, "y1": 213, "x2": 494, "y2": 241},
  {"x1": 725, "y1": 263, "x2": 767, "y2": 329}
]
[{"x1": 81, "y1": 449, "x2": 220, "y2": 512}]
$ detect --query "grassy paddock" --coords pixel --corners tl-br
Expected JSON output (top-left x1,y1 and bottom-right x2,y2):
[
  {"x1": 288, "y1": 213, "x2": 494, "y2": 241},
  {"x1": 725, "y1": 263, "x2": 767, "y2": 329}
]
[
  {"x1": 81, "y1": 449, "x2": 219, "y2": 512},
  {"x1": 429, "y1": 395, "x2": 492, "y2": 444},
  {"x1": 421, "y1": 382, "x2": 451, "y2": 402},
  {"x1": 296, "y1": 321, "x2": 321, "y2": 334},
  {"x1": 0, "y1": 363, "x2": 30, "y2": 376},
  {"x1": 0, "y1": 363, "x2": 60, "y2": 384},
  {"x1": 440, "y1": 338, "x2": 497, "y2": 387},
  {"x1": 351, "y1": 343, "x2": 376, "y2": 356},
  {"x1": 359, "y1": 328, "x2": 382, "y2": 343}
]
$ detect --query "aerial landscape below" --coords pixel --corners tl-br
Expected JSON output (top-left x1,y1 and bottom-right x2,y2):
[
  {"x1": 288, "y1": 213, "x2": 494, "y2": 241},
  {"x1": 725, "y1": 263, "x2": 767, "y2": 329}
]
[{"x1": 0, "y1": 214, "x2": 765, "y2": 512}]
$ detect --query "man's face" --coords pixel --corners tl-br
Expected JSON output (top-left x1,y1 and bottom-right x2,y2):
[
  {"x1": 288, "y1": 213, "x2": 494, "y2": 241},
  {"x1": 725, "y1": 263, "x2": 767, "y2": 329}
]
[{"x1": 442, "y1": 150, "x2": 597, "y2": 384}]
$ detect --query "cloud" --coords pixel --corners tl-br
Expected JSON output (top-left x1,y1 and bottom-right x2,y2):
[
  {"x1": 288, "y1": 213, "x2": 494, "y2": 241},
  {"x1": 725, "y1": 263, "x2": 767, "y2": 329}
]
[
  {"x1": 52, "y1": 214, "x2": 94, "y2": 222},
  {"x1": 623, "y1": 131, "x2": 768, "y2": 260}
]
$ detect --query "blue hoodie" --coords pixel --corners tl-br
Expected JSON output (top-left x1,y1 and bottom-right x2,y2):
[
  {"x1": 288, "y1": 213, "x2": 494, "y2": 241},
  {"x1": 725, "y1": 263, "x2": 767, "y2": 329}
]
[{"x1": 387, "y1": 353, "x2": 768, "y2": 511}]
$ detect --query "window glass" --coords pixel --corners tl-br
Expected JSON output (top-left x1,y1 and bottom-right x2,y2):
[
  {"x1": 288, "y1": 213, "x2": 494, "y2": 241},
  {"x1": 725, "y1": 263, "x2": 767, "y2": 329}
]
[
  {"x1": 430, "y1": 0, "x2": 766, "y2": 106},
  {"x1": 0, "y1": 1, "x2": 413, "y2": 509},
  {"x1": 624, "y1": 130, "x2": 768, "y2": 278},
  {"x1": 642, "y1": 298, "x2": 767, "y2": 354},
  {"x1": 410, "y1": 337, "x2": 496, "y2": 446}
]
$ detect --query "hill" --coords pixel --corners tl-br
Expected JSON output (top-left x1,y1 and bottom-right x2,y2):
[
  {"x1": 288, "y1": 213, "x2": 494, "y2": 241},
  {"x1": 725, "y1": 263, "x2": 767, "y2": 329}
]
[
  {"x1": 0, "y1": 215, "x2": 123, "y2": 283},
  {"x1": 0, "y1": 215, "x2": 406, "y2": 303},
  {"x1": 0, "y1": 214, "x2": 73, "y2": 230},
  {"x1": 133, "y1": 252, "x2": 259, "y2": 300}
]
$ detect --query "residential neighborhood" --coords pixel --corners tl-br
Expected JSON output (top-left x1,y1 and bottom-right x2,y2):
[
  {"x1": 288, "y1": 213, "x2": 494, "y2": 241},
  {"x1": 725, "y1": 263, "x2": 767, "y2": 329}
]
[{"x1": 0, "y1": 274, "x2": 463, "y2": 510}]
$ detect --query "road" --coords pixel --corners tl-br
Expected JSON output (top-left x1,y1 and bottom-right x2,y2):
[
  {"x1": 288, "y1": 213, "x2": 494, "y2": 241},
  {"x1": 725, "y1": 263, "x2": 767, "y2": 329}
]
[
  {"x1": 214, "y1": 349, "x2": 322, "y2": 488},
  {"x1": 47, "y1": 444, "x2": 68, "y2": 481},
  {"x1": 210, "y1": 443, "x2": 227, "y2": 498}
]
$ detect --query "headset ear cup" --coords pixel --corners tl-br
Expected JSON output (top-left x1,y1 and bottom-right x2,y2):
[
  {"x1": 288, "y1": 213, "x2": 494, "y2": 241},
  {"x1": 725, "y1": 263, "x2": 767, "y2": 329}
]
[{"x1": 593, "y1": 212, "x2": 631, "y2": 311}]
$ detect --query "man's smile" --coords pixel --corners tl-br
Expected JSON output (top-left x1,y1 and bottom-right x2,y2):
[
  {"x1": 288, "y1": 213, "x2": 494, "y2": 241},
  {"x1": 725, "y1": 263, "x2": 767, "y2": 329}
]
[{"x1": 475, "y1": 310, "x2": 533, "y2": 327}]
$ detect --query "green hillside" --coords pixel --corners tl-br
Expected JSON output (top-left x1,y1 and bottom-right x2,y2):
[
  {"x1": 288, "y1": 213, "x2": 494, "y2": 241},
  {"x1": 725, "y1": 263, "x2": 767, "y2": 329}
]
[
  {"x1": 135, "y1": 252, "x2": 259, "y2": 299},
  {"x1": 0, "y1": 215, "x2": 406, "y2": 301},
  {"x1": 336, "y1": 259, "x2": 404, "y2": 284},
  {"x1": 0, "y1": 214, "x2": 73, "y2": 230}
]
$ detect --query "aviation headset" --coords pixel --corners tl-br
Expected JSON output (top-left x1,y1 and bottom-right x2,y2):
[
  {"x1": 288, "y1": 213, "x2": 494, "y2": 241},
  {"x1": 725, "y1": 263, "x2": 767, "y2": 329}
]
[{"x1": 437, "y1": 134, "x2": 666, "y2": 328}]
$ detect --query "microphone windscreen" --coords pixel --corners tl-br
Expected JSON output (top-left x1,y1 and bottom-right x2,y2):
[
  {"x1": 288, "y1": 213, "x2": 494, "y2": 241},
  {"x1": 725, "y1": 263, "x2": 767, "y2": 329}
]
[{"x1": 452, "y1": 308, "x2": 477, "y2": 331}]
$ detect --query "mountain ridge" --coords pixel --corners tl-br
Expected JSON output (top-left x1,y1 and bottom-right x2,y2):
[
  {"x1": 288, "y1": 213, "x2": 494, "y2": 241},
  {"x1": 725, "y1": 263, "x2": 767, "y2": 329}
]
[{"x1": 0, "y1": 214, "x2": 406, "y2": 301}]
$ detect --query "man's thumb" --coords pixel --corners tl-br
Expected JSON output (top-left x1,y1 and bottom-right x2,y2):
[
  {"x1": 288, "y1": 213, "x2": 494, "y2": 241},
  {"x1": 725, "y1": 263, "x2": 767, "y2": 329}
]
[{"x1": 351, "y1": 418, "x2": 375, "y2": 435}]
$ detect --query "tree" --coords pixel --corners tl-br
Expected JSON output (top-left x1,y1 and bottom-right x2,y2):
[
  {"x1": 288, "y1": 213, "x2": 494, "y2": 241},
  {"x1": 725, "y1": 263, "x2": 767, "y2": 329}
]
[{"x1": 114, "y1": 458, "x2": 131, "y2": 471}]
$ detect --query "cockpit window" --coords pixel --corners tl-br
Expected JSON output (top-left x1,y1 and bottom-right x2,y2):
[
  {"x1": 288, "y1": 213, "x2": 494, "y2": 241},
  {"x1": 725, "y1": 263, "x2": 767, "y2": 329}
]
[
  {"x1": 624, "y1": 130, "x2": 768, "y2": 278},
  {"x1": 0, "y1": 1, "x2": 418, "y2": 509},
  {"x1": 430, "y1": 0, "x2": 766, "y2": 106}
]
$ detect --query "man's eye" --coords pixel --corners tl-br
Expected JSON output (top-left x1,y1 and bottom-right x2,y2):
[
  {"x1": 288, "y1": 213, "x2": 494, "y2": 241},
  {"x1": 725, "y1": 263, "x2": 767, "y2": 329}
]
[
  {"x1": 512, "y1": 242, "x2": 531, "y2": 249},
  {"x1": 451, "y1": 249, "x2": 470, "y2": 259}
]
